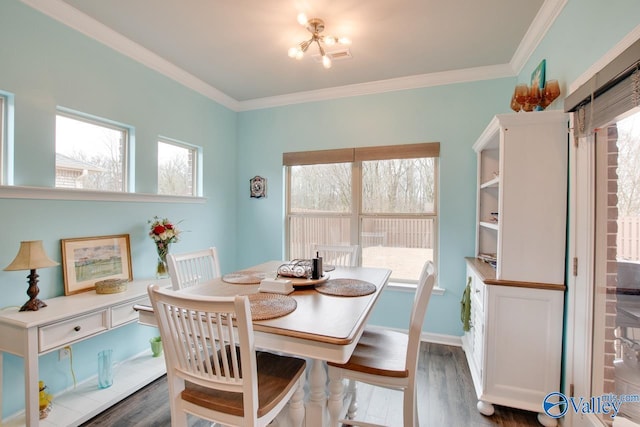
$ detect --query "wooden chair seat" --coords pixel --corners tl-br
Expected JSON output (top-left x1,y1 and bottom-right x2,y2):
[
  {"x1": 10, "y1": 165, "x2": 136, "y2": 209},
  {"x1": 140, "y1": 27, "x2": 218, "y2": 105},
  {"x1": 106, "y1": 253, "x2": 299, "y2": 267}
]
[
  {"x1": 183, "y1": 351, "x2": 306, "y2": 417},
  {"x1": 328, "y1": 328, "x2": 409, "y2": 378}
]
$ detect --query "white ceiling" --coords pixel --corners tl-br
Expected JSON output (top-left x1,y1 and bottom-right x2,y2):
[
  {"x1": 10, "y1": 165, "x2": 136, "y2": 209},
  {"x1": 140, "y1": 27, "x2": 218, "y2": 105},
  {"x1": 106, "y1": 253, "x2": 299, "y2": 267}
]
[{"x1": 22, "y1": 0, "x2": 565, "y2": 111}]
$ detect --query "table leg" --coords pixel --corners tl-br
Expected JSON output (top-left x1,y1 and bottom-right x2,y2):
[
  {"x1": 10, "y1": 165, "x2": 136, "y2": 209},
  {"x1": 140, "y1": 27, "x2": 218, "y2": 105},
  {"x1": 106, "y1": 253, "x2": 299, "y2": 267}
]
[
  {"x1": 328, "y1": 367, "x2": 345, "y2": 427},
  {"x1": 289, "y1": 376, "x2": 305, "y2": 427},
  {"x1": 306, "y1": 359, "x2": 327, "y2": 427}
]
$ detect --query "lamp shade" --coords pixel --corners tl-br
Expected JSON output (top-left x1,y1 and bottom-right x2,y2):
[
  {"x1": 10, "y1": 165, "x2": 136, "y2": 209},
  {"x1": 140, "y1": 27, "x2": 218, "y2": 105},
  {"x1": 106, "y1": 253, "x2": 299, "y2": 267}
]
[{"x1": 4, "y1": 241, "x2": 59, "y2": 271}]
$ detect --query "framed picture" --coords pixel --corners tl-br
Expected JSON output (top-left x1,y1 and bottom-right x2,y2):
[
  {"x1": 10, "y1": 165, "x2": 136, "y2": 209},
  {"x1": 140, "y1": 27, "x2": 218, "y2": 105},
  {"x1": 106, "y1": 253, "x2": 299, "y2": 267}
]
[
  {"x1": 61, "y1": 234, "x2": 133, "y2": 295},
  {"x1": 531, "y1": 59, "x2": 546, "y2": 111},
  {"x1": 250, "y1": 175, "x2": 267, "y2": 198}
]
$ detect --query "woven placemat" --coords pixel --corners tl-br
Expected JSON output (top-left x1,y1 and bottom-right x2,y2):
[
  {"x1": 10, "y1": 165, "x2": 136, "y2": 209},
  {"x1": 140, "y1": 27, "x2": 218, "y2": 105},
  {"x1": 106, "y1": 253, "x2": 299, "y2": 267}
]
[
  {"x1": 315, "y1": 279, "x2": 376, "y2": 297},
  {"x1": 247, "y1": 293, "x2": 297, "y2": 320},
  {"x1": 222, "y1": 270, "x2": 268, "y2": 284}
]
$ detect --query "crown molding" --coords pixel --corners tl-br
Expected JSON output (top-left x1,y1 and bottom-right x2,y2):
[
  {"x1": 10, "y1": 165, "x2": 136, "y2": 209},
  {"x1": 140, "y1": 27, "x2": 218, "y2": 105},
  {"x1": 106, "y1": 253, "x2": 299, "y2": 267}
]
[
  {"x1": 20, "y1": 0, "x2": 241, "y2": 111},
  {"x1": 510, "y1": 0, "x2": 568, "y2": 75},
  {"x1": 238, "y1": 63, "x2": 515, "y2": 111}
]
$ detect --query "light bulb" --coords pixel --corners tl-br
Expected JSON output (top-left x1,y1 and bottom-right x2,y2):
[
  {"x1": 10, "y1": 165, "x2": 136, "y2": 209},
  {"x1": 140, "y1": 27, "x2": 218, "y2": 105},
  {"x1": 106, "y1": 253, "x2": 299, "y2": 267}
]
[
  {"x1": 324, "y1": 36, "x2": 336, "y2": 45},
  {"x1": 288, "y1": 47, "x2": 298, "y2": 58},
  {"x1": 322, "y1": 55, "x2": 332, "y2": 69},
  {"x1": 295, "y1": 49, "x2": 304, "y2": 60},
  {"x1": 297, "y1": 13, "x2": 308, "y2": 26},
  {"x1": 338, "y1": 37, "x2": 351, "y2": 45}
]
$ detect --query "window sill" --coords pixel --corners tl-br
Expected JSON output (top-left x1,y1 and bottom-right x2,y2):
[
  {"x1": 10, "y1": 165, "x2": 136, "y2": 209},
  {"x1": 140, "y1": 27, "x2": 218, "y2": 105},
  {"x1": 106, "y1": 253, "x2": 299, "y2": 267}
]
[
  {"x1": 387, "y1": 281, "x2": 445, "y2": 296},
  {"x1": 0, "y1": 185, "x2": 207, "y2": 203}
]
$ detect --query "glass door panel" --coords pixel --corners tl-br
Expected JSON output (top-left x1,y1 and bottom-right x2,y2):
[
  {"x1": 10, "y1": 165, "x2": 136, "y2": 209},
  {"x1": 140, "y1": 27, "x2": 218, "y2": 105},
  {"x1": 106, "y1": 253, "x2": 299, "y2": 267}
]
[{"x1": 592, "y1": 110, "x2": 640, "y2": 423}]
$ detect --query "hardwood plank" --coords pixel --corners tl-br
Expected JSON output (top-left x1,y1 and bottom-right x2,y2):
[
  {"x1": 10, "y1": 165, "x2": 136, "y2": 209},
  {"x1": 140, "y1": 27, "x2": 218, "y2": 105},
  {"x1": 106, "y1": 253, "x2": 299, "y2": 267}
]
[{"x1": 81, "y1": 343, "x2": 542, "y2": 427}]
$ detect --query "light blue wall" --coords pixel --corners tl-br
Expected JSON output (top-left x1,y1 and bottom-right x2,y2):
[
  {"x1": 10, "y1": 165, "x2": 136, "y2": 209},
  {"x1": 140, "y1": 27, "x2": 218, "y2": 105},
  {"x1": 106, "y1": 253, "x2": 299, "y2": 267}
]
[
  {"x1": 1, "y1": 0, "x2": 639, "y2": 420},
  {"x1": 236, "y1": 81, "x2": 514, "y2": 336},
  {"x1": 0, "y1": 1, "x2": 238, "y2": 418}
]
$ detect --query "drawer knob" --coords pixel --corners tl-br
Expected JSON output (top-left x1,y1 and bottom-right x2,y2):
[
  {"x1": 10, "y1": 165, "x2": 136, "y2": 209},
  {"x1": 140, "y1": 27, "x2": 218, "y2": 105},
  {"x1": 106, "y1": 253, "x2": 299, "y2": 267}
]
[
  {"x1": 73, "y1": 326, "x2": 81, "y2": 332},
  {"x1": 475, "y1": 289, "x2": 481, "y2": 293}
]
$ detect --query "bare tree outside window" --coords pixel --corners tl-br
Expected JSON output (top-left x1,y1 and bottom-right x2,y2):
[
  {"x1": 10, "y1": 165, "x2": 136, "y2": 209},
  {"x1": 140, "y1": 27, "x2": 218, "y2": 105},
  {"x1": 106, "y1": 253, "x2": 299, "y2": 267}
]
[
  {"x1": 287, "y1": 156, "x2": 437, "y2": 283},
  {"x1": 158, "y1": 140, "x2": 197, "y2": 196},
  {"x1": 55, "y1": 113, "x2": 128, "y2": 192}
]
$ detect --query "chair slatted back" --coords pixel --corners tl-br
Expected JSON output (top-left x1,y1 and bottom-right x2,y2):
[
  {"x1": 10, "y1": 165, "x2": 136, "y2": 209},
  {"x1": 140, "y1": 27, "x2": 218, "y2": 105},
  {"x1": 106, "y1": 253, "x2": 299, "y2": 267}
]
[
  {"x1": 312, "y1": 244, "x2": 360, "y2": 267},
  {"x1": 148, "y1": 284, "x2": 259, "y2": 417},
  {"x1": 167, "y1": 247, "x2": 221, "y2": 290}
]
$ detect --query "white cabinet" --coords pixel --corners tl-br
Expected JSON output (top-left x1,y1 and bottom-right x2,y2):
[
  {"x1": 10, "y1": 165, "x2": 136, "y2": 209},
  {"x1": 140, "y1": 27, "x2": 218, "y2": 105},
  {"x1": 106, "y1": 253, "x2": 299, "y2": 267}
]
[
  {"x1": 0, "y1": 279, "x2": 169, "y2": 426},
  {"x1": 473, "y1": 110, "x2": 568, "y2": 284},
  {"x1": 462, "y1": 111, "x2": 568, "y2": 426}
]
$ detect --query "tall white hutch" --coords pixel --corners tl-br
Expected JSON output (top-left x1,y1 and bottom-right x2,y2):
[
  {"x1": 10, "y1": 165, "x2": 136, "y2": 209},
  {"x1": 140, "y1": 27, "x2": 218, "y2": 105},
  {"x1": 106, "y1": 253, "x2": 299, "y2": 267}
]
[{"x1": 462, "y1": 110, "x2": 568, "y2": 427}]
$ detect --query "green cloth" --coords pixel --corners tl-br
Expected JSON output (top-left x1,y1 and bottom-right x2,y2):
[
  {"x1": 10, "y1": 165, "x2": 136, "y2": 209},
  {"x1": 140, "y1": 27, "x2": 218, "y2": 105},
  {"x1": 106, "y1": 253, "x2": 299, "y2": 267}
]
[{"x1": 460, "y1": 276, "x2": 472, "y2": 332}]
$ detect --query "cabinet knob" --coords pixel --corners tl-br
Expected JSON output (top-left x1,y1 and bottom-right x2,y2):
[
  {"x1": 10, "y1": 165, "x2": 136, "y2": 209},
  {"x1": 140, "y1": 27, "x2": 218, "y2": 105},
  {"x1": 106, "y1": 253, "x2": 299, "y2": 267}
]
[
  {"x1": 73, "y1": 326, "x2": 81, "y2": 332},
  {"x1": 475, "y1": 289, "x2": 481, "y2": 293}
]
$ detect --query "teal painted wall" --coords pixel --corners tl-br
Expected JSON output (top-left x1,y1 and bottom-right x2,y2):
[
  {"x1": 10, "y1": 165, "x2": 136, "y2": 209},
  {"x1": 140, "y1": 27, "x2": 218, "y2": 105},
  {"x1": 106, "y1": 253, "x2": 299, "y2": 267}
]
[
  {"x1": 236, "y1": 81, "x2": 513, "y2": 336},
  {"x1": 0, "y1": 1, "x2": 238, "y2": 418},
  {"x1": 1, "y1": 0, "x2": 639, "y2": 420}
]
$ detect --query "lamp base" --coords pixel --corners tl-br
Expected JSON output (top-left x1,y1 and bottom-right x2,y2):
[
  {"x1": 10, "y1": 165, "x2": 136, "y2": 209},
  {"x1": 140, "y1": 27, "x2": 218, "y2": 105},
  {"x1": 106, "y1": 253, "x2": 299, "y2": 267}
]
[{"x1": 20, "y1": 298, "x2": 47, "y2": 312}]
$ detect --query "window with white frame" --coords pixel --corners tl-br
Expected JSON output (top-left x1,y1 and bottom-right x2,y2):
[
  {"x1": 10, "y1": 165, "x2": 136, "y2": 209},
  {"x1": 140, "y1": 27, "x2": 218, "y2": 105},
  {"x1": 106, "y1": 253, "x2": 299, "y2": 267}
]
[
  {"x1": 157, "y1": 138, "x2": 199, "y2": 196},
  {"x1": 55, "y1": 110, "x2": 129, "y2": 192},
  {"x1": 285, "y1": 143, "x2": 439, "y2": 283},
  {"x1": 0, "y1": 95, "x2": 5, "y2": 184}
]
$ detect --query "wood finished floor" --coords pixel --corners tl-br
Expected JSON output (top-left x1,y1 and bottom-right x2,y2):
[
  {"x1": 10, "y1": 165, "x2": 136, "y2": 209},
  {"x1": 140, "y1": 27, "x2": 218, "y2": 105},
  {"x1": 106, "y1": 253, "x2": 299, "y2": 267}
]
[{"x1": 81, "y1": 342, "x2": 541, "y2": 426}]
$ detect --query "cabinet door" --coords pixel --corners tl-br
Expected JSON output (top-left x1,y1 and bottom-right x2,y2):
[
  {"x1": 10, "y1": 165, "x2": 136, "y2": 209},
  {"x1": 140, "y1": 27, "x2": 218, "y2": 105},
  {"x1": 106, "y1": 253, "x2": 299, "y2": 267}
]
[
  {"x1": 497, "y1": 117, "x2": 567, "y2": 284},
  {"x1": 483, "y1": 285, "x2": 564, "y2": 412}
]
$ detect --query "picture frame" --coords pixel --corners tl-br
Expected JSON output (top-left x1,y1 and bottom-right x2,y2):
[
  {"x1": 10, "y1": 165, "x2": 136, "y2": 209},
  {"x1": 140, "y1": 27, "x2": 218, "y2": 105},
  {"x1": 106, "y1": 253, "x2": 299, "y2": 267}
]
[
  {"x1": 531, "y1": 59, "x2": 546, "y2": 111},
  {"x1": 61, "y1": 234, "x2": 133, "y2": 295}
]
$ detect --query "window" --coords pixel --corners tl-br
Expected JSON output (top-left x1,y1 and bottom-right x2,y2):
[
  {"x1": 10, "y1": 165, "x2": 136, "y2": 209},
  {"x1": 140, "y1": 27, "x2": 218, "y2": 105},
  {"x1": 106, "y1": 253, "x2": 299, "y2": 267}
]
[
  {"x1": 0, "y1": 95, "x2": 5, "y2": 184},
  {"x1": 157, "y1": 138, "x2": 200, "y2": 196},
  {"x1": 285, "y1": 143, "x2": 439, "y2": 283},
  {"x1": 55, "y1": 110, "x2": 129, "y2": 192}
]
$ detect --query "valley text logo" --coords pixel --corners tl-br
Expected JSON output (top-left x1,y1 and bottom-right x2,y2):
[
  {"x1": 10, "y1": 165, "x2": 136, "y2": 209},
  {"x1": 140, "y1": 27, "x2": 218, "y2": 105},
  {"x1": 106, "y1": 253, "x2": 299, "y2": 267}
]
[{"x1": 543, "y1": 392, "x2": 640, "y2": 419}]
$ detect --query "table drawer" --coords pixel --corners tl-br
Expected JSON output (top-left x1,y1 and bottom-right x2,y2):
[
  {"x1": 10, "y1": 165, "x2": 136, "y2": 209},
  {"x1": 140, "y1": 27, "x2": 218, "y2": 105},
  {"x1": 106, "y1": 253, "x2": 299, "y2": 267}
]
[
  {"x1": 39, "y1": 310, "x2": 108, "y2": 353},
  {"x1": 112, "y1": 296, "x2": 150, "y2": 327}
]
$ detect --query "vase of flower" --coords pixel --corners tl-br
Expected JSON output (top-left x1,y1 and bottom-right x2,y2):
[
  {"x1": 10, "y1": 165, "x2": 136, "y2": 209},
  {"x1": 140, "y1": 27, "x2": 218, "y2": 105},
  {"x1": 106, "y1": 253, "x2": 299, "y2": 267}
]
[
  {"x1": 156, "y1": 250, "x2": 169, "y2": 279},
  {"x1": 149, "y1": 216, "x2": 181, "y2": 279}
]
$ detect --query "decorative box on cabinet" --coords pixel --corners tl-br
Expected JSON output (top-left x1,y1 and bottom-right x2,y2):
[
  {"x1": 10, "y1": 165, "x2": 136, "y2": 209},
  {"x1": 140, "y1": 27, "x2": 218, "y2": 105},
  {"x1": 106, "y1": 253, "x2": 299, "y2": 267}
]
[
  {"x1": 463, "y1": 111, "x2": 568, "y2": 427},
  {"x1": 0, "y1": 278, "x2": 170, "y2": 427}
]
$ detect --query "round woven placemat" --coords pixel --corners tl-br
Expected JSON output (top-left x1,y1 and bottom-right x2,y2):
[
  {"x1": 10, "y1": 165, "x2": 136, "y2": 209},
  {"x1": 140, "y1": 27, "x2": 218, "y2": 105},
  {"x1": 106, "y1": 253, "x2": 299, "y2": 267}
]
[
  {"x1": 247, "y1": 293, "x2": 297, "y2": 320},
  {"x1": 315, "y1": 279, "x2": 377, "y2": 297},
  {"x1": 222, "y1": 270, "x2": 268, "y2": 284}
]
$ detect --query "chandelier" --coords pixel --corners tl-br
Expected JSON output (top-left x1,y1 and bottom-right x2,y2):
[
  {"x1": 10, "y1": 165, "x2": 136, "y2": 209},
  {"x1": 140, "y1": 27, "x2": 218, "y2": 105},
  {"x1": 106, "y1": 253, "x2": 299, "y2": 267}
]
[{"x1": 287, "y1": 13, "x2": 351, "y2": 69}]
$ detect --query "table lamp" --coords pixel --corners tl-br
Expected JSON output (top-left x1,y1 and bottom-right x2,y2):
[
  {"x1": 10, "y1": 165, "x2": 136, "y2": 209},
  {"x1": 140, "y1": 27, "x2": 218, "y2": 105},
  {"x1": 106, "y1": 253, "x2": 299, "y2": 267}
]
[{"x1": 4, "y1": 240, "x2": 59, "y2": 311}]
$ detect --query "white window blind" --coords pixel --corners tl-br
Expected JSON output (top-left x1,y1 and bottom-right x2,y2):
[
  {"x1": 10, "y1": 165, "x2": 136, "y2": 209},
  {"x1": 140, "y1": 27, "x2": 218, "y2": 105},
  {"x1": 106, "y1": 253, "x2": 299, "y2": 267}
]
[{"x1": 565, "y1": 38, "x2": 640, "y2": 137}]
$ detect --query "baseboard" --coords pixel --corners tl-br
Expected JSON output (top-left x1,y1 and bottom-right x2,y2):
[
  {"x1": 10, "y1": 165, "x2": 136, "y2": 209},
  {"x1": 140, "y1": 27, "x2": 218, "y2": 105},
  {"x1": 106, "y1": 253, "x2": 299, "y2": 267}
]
[
  {"x1": 421, "y1": 332, "x2": 462, "y2": 347},
  {"x1": 367, "y1": 324, "x2": 462, "y2": 347}
]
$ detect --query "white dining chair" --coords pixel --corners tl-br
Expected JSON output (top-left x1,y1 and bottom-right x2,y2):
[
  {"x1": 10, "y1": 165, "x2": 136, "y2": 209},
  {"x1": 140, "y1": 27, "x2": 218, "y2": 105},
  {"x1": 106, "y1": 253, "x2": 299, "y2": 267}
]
[
  {"x1": 166, "y1": 247, "x2": 221, "y2": 290},
  {"x1": 147, "y1": 284, "x2": 306, "y2": 427},
  {"x1": 327, "y1": 260, "x2": 436, "y2": 427},
  {"x1": 312, "y1": 244, "x2": 360, "y2": 267}
]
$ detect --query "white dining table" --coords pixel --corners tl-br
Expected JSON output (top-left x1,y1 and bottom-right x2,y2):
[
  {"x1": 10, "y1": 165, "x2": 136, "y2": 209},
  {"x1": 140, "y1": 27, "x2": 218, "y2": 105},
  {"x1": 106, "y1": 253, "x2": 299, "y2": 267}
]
[{"x1": 137, "y1": 260, "x2": 391, "y2": 427}]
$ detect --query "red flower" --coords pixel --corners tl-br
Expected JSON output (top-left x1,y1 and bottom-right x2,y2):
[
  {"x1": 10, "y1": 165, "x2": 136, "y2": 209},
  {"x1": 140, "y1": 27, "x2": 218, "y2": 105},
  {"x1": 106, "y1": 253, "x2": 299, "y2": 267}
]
[
  {"x1": 153, "y1": 224, "x2": 166, "y2": 235},
  {"x1": 165, "y1": 223, "x2": 173, "y2": 230}
]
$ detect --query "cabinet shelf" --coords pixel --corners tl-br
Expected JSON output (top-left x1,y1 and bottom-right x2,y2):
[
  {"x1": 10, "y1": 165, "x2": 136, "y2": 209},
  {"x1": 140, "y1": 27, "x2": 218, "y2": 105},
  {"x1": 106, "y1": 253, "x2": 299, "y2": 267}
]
[
  {"x1": 480, "y1": 177, "x2": 500, "y2": 189},
  {"x1": 479, "y1": 221, "x2": 499, "y2": 230}
]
